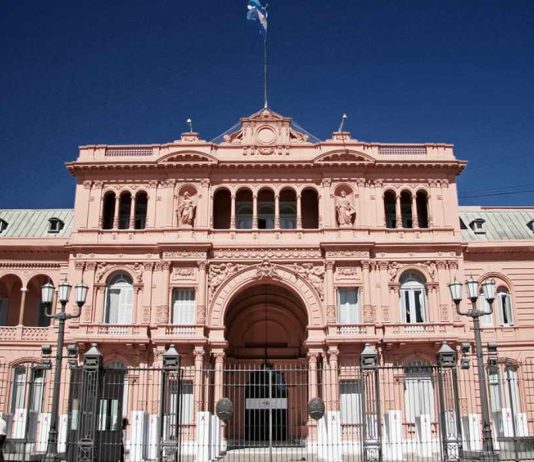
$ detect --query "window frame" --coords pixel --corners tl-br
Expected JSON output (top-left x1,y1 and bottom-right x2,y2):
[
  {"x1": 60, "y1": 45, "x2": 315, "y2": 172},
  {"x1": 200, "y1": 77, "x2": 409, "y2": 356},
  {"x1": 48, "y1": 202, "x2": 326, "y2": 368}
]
[
  {"x1": 399, "y1": 272, "x2": 428, "y2": 324},
  {"x1": 337, "y1": 287, "x2": 360, "y2": 324},
  {"x1": 171, "y1": 288, "x2": 196, "y2": 325},
  {"x1": 104, "y1": 273, "x2": 134, "y2": 325}
]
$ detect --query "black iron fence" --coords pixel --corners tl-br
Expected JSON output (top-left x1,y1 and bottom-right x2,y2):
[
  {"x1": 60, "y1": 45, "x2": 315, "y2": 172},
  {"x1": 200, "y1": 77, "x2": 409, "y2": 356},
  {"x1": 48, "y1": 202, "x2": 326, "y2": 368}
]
[{"x1": 0, "y1": 352, "x2": 533, "y2": 461}]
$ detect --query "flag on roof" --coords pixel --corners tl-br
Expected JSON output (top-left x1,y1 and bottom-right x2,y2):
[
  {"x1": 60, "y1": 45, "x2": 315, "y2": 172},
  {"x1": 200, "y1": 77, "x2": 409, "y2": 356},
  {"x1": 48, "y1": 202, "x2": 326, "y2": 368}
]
[{"x1": 247, "y1": 0, "x2": 268, "y2": 36}]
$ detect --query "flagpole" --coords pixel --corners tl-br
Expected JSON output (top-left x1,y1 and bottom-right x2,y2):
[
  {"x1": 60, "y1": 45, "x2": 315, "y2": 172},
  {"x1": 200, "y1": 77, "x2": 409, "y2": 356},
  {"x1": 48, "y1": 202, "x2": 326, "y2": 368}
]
[{"x1": 263, "y1": 6, "x2": 269, "y2": 109}]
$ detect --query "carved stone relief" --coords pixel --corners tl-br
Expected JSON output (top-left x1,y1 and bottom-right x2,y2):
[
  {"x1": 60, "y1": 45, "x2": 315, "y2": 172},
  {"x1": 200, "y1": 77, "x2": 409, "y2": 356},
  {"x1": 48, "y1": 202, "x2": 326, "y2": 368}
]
[{"x1": 292, "y1": 263, "x2": 325, "y2": 299}]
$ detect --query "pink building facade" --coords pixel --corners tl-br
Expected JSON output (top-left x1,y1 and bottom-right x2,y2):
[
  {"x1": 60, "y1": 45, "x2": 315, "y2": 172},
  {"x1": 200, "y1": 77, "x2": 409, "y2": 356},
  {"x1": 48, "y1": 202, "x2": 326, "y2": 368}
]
[{"x1": 0, "y1": 108, "x2": 533, "y2": 459}]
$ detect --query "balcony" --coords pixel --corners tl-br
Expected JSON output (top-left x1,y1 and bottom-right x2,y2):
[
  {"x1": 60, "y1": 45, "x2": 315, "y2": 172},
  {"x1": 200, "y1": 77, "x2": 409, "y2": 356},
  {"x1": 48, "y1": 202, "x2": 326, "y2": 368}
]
[
  {"x1": 0, "y1": 326, "x2": 52, "y2": 343},
  {"x1": 328, "y1": 322, "x2": 466, "y2": 343},
  {"x1": 381, "y1": 322, "x2": 465, "y2": 342},
  {"x1": 150, "y1": 324, "x2": 206, "y2": 343},
  {"x1": 71, "y1": 323, "x2": 150, "y2": 345}
]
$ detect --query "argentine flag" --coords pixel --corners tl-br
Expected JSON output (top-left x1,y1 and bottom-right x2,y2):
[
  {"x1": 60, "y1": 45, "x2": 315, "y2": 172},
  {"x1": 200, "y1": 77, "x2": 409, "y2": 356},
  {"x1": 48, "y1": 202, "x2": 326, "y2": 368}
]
[{"x1": 247, "y1": 0, "x2": 268, "y2": 36}]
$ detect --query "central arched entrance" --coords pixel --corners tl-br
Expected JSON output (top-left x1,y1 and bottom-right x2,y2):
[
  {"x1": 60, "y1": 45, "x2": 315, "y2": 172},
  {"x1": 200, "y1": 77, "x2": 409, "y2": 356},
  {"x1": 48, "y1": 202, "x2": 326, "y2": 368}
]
[
  {"x1": 224, "y1": 283, "x2": 308, "y2": 360},
  {"x1": 223, "y1": 283, "x2": 309, "y2": 448}
]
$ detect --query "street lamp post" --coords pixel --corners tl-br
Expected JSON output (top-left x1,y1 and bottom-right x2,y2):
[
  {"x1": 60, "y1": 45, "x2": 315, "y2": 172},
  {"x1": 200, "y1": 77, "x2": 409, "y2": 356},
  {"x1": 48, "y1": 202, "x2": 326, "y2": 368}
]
[
  {"x1": 41, "y1": 280, "x2": 88, "y2": 462},
  {"x1": 448, "y1": 277, "x2": 498, "y2": 462}
]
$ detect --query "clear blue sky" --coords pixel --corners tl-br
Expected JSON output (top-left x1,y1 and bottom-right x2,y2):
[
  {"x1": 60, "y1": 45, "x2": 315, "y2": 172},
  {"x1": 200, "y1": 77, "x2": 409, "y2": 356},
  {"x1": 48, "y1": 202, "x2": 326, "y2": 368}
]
[{"x1": 1, "y1": 0, "x2": 533, "y2": 208}]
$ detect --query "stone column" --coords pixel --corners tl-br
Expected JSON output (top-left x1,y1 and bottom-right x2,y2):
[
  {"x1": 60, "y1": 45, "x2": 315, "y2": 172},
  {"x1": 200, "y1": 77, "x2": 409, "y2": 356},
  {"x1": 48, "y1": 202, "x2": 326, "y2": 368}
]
[
  {"x1": 252, "y1": 194, "x2": 258, "y2": 229},
  {"x1": 362, "y1": 260, "x2": 372, "y2": 323},
  {"x1": 308, "y1": 351, "x2": 319, "y2": 399},
  {"x1": 18, "y1": 287, "x2": 28, "y2": 326},
  {"x1": 193, "y1": 347, "x2": 205, "y2": 416},
  {"x1": 113, "y1": 195, "x2": 120, "y2": 229},
  {"x1": 230, "y1": 192, "x2": 236, "y2": 229},
  {"x1": 95, "y1": 286, "x2": 106, "y2": 323},
  {"x1": 412, "y1": 194, "x2": 419, "y2": 228},
  {"x1": 296, "y1": 193, "x2": 302, "y2": 229},
  {"x1": 160, "y1": 262, "x2": 171, "y2": 324},
  {"x1": 395, "y1": 194, "x2": 402, "y2": 228},
  {"x1": 129, "y1": 195, "x2": 137, "y2": 229},
  {"x1": 275, "y1": 194, "x2": 280, "y2": 229},
  {"x1": 325, "y1": 261, "x2": 336, "y2": 324},
  {"x1": 213, "y1": 350, "x2": 225, "y2": 404},
  {"x1": 328, "y1": 347, "x2": 340, "y2": 409},
  {"x1": 141, "y1": 263, "x2": 154, "y2": 324},
  {"x1": 197, "y1": 262, "x2": 207, "y2": 325}
]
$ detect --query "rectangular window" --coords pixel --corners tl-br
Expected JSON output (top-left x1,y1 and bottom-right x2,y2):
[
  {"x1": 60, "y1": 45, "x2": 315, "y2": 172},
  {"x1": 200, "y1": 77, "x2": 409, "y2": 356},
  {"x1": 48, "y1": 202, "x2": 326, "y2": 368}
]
[
  {"x1": 11, "y1": 367, "x2": 27, "y2": 413},
  {"x1": 172, "y1": 289, "x2": 196, "y2": 325},
  {"x1": 401, "y1": 289, "x2": 427, "y2": 324},
  {"x1": 105, "y1": 286, "x2": 133, "y2": 324},
  {"x1": 340, "y1": 380, "x2": 362, "y2": 424},
  {"x1": 337, "y1": 288, "x2": 359, "y2": 324}
]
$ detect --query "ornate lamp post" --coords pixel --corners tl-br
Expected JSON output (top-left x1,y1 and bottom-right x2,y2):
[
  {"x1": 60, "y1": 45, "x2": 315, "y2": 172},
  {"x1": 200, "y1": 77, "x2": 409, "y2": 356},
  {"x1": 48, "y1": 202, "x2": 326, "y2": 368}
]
[
  {"x1": 448, "y1": 277, "x2": 498, "y2": 462},
  {"x1": 42, "y1": 280, "x2": 88, "y2": 462}
]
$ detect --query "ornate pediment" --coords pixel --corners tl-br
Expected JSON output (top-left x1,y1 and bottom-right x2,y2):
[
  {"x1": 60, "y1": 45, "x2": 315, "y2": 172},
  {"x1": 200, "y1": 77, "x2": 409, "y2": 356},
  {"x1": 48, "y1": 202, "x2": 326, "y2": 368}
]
[
  {"x1": 217, "y1": 108, "x2": 317, "y2": 155},
  {"x1": 314, "y1": 150, "x2": 375, "y2": 164},
  {"x1": 158, "y1": 151, "x2": 218, "y2": 165}
]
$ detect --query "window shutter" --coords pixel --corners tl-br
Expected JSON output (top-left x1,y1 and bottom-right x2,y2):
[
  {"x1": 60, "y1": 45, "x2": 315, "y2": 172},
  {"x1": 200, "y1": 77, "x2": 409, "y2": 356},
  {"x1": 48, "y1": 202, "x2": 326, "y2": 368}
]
[
  {"x1": 118, "y1": 285, "x2": 133, "y2": 324},
  {"x1": 173, "y1": 289, "x2": 196, "y2": 325},
  {"x1": 340, "y1": 381, "x2": 362, "y2": 424},
  {"x1": 338, "y1": 288, "x2": 359, "y2": 324},
  {"x1": 106, "y1": 289, "x2": 120, "y2": 324}
]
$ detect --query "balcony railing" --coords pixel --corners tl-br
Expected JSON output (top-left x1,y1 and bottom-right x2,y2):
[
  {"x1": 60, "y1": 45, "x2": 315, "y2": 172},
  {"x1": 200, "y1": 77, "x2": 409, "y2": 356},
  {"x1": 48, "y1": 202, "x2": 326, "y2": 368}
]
[
  {"x1": 0, "y1": 326, "x2": 51, "y2": 342},
  {"x1": 336, "y1": 324, "x2": 370, "y2": 335}
]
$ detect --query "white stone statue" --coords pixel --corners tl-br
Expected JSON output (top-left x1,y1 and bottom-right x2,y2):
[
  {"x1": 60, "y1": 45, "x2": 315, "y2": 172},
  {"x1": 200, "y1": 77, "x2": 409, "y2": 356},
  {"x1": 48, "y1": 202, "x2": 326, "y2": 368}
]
[
  {"x1": 335, "y1": 190, "x2": 356, "y2": 226},
  {"x1": 177, "y1": 191, "x2": 196, "y2": 226}
]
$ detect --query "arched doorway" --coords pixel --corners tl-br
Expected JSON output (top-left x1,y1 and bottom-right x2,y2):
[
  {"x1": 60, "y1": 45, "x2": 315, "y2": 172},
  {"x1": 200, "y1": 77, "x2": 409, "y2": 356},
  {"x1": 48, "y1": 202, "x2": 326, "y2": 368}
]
[
  {"x1": 224, "y1": 283, "x2": 308, "y2": 360},
  {"x1": 223, "y1": 283, "x2": 309, "y2": 449}
]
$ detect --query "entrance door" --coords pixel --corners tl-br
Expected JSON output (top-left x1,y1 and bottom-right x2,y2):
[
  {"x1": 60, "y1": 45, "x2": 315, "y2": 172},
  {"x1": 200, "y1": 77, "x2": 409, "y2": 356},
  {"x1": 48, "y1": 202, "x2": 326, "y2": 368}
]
[
  {"x1": 245, "y1": 369, "x2": 288, "y2": 444},
  {"x1": 97, "y1": 367, "x2": 126, "y2": 462}
]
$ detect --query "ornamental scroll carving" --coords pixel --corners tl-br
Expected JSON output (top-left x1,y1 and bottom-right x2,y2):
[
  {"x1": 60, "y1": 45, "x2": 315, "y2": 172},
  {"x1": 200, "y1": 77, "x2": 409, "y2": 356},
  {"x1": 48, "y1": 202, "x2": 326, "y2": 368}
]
[
  {"x1": 95, "y1": 262, "x2": 143, "y2": 284},
  {"x1": 256, "y1": 260, "x2": 280, "y2": 280},
  {"x1": 172, "y1": 267, "x2": 195, "y2": 280},
  {"x1": 293, "y1": 263, "x2": 325, "y2": 299},
  {"x1": 209, "y1": 263, "x2": 246, "y2": 295}
]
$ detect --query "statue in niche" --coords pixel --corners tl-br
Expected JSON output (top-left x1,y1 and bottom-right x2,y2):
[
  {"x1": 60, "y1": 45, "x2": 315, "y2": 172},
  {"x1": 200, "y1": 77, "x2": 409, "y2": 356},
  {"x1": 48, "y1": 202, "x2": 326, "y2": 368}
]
[
  {"x1": 177, "y1": 191, "x2": 197, "y2": 226},
  {"x1": 335, "y1": 190, "x2": 356, "y2": 226}
]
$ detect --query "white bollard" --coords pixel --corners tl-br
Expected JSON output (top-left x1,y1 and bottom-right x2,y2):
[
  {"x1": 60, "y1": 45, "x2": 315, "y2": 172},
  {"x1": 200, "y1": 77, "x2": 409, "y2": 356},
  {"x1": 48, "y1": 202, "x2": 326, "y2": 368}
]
[
  {"x1": 129, "y1": 411, "x2": 147, "y2": 462},
  {"x1": 384, "y1": 410, "x2": 403, "y2": 461},
  {"x1": 415, "y1": 414, "x2": 432, "y2": 457}
]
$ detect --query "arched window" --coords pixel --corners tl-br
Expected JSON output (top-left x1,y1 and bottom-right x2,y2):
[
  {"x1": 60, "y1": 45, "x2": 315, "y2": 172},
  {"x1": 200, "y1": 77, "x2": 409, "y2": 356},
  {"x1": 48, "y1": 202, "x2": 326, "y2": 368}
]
[
  {"x1": 102, "y1": 192, "x2": 116, "y2": 230},
  {"x1": 280, "y1": 188, "x2": 297, "y2": 229},
  {"x1": 134, "y1": 191, "x2": 148, "y2": 230},
  {"x1": 384, "y1": 191, "x2": 396, "y2": 229},
  {"x1": 497, "y1": 287, "x2": 513, "y2": 326},
  {"x1": 236, "y1": 189, "x2": 253, "y2": 229},
  {"x1": 302, "y1": 188, "x2": 319, "y2": 229},
  {"x1": 400, "y1": 191, "x2": 413, "y2": 228},
  {"x1": 400, "y1": 272, "x2": 428, "y2": 323},
  {"x1": 480, "y1": 284, "x2": 514, "y2": 327},
  {"x1": 416, "y1": 191, "x2": 429, "y2": 228},
  {"x1": 213, "y1": 189, "x2": 231, "y2": 229},
  {"x1": 257, "y1": 189, "x2": 275, "y2": 229},
  {"x1": 118, "y1": 192, "x2": 132, "y2": 230},
  {"x1": 105, "y1": 273, "x2": 134, "y2": 324},
  {"x1": 404, "y1": 359, "x2": 435, "y2": 424}
]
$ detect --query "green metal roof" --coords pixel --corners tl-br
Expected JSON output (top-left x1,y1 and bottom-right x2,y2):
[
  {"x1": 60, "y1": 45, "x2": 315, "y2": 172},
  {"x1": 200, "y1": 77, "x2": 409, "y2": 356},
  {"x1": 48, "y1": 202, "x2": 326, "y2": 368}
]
[
  {"x1": 460, "y1": 207, "x2": 534, "y2": 241},
  {"x1": 0, "y1": 209, "x2": 73, "y2": 238}
]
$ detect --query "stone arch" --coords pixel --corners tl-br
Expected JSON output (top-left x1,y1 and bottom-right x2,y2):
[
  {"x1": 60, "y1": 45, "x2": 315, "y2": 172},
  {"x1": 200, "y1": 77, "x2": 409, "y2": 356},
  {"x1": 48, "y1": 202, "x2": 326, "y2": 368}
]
[
  {"x1": 209, "y1": 264, "x2": 325, "y2": 328},
  {"x1": 394, "y1": 265, "x2": 435, "y2": 285},
  {"x1": 479, "y1": 272, "x2": 514, "y2": 291}
]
